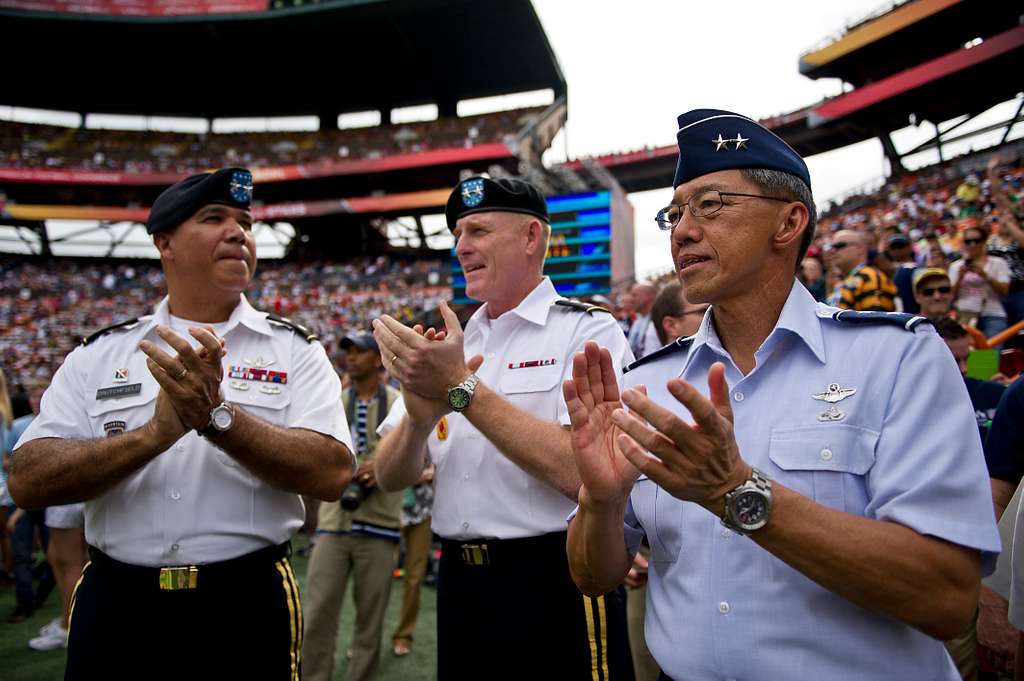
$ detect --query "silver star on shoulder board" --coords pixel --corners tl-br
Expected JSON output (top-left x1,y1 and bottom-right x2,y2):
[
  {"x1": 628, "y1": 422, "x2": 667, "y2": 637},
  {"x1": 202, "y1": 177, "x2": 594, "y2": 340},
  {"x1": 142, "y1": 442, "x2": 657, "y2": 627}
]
[
  {"x1": 712, "y1": 133, "x2": 729, "y2": 152},
  {"x1": 812, "y1": 383, "x2": 856, "y2": 403},
  {"x1": 731, "y1": 133, "x2": 749, "y2": 150}
]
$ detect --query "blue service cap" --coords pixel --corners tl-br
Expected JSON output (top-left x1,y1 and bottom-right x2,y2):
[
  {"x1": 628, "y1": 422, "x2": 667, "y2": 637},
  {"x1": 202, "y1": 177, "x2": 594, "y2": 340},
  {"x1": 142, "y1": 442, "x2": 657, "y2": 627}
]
[
  {"x1": 445, "y1": 176, "x2": 549, "y2": 231},
  {"x1": 672, "y1": 109, "x2": 811, "y2": 191},
  {"x1": 147, "y1": 167, "x2": 254, "y2": 234}
]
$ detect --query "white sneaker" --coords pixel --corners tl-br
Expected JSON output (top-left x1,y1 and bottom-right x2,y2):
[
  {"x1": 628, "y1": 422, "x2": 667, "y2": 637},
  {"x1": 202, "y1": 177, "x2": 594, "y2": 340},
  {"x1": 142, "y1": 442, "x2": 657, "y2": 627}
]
[
  {"x1": 28, "y1": 625, "x2": 68, "y2": 651},
  {"x1": 38, "y1": 617, "x2": 62, "y2": 637}
]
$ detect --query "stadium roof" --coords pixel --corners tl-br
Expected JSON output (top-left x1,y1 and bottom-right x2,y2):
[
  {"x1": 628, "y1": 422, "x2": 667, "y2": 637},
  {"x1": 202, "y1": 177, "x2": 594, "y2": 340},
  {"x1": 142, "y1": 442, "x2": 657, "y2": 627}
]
[
  {"x1": 1, "y1": 0, "x2": 567, "y2": 119},
  {"x1": 798, "y1": 0, "x2": 1021, "y2": 86}
]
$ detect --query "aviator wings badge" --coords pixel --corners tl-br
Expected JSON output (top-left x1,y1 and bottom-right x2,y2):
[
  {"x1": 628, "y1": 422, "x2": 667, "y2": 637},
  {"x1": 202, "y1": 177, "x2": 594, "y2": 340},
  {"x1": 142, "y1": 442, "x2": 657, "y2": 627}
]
[{"x1": 812, "y1": 383, "x2": 856, "y2": 422}]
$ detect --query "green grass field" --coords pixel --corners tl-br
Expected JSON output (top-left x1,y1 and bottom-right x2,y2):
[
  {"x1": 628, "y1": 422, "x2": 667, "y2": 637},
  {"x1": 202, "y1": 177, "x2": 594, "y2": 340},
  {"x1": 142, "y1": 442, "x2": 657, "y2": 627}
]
[{"x1": 0, "y1": 537, "x2": 438, "y2": 681}]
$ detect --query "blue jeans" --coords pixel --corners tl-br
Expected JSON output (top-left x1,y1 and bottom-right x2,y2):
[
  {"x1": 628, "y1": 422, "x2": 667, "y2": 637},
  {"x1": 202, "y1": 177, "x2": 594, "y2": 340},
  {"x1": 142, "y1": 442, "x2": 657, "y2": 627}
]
[
  {"x1": 979, "y1": 316, "x2": 1009, "y2": 351},
  {"x1": 12, "y1": 508, "x2": 52, "y2": 612}
]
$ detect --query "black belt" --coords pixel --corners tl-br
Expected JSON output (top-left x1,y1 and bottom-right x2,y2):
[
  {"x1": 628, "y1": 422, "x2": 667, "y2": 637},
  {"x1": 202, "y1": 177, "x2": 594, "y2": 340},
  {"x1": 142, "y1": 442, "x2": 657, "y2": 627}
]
[
  {"x1": 440, "y1": 531, "x2": 567, "y2": 567},
  {"x1": 87, "y1": 542, "x2": 290, "y2": 591}
]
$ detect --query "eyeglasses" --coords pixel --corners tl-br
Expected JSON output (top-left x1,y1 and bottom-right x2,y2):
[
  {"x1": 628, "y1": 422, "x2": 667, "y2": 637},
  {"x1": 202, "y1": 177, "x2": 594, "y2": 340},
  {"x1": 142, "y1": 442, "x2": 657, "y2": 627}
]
[
  {"x1": 654, "y1": 190, "x2": 790, "y2": 230},
  {"x1": 919, "y1": 285, "x2": 951, "y2": 297},
  {"x1": 680, "y1": 306, "x2": 710, "y2": 317},
  {"x1": 963, "y1": 237, "x2": 985, "y2": 246}
]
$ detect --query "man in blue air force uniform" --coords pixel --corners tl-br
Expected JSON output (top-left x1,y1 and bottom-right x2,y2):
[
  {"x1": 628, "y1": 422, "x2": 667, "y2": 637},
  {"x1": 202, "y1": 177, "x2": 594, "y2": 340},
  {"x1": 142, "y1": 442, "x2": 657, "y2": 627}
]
[{"x1": 564, "y1": 109, "x2": 1001, "y2": 681}]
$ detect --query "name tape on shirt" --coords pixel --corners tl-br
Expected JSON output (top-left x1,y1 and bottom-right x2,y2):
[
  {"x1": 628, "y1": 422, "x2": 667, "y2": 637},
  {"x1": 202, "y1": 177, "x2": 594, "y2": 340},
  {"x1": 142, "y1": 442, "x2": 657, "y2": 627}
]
[
  {"x1": 96, "y1": 383, "x2": 142, "y2": 400},
  {"x1": 507, "y1": 358, "x2": 557, "y2": 370}
]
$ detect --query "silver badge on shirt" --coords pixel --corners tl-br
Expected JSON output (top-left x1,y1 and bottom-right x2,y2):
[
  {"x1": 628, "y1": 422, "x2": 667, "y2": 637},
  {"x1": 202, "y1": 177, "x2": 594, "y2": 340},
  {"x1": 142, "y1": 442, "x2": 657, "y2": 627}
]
[{"x1": 812, "y1": 383, "x2": 856, "y2": 422}]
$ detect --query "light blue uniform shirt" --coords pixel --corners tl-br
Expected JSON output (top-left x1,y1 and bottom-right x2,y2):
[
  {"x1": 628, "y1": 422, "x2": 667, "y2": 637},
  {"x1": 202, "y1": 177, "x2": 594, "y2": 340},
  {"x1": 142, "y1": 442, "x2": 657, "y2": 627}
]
[{"x1": 622, "y1": 280, "x2": 1000, "y2": 681}]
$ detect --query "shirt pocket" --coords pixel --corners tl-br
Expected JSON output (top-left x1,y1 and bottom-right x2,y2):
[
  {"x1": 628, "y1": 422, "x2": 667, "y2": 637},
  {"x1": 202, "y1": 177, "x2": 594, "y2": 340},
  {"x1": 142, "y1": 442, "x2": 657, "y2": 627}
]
[
  {"x1": 499, "y1": 365, "x2": 561, "y2": 409},
  {"x1": 216, "y1": 388, "x2": 292, "y2": 467},
  {"x1": 86, "y1": 382, "x2": 159, "y2": 438},
  {"x1": 768, "y1": 424, "x2": 878, "y2": 513}
]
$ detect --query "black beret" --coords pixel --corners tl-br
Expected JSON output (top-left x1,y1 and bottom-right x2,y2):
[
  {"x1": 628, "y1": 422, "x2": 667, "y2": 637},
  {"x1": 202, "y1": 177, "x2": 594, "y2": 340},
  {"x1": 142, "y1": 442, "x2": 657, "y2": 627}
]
[
  {"x1": 445, "y1": 176, "x2": 549, "y2": 231},
  {"x1": 147, "y1": 167, "x2": 254, "y2": 234},
  {"x1": 673, "y1": 109, "x2": 811, "y2": 191}
]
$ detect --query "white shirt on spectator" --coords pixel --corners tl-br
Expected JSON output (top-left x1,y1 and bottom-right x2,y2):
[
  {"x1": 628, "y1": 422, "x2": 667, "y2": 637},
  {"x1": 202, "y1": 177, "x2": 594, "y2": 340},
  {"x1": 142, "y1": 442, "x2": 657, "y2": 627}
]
[{"x1": 949, "y1": 256, "x2": 1010, "y2": 317}]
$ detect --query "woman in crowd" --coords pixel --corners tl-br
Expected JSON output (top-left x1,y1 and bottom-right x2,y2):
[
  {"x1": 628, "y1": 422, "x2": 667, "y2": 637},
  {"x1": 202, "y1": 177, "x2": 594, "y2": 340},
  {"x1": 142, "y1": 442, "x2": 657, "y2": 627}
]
[{"x1": 948, "y1": 224, "x2": 1011, "y2": 340}]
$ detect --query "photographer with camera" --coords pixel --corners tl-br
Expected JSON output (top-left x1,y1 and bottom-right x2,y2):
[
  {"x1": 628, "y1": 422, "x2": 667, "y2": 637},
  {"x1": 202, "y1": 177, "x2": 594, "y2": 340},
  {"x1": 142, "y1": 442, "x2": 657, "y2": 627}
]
[{"x1": 302, "y1": 332, "x2": 403, "y2": 681}]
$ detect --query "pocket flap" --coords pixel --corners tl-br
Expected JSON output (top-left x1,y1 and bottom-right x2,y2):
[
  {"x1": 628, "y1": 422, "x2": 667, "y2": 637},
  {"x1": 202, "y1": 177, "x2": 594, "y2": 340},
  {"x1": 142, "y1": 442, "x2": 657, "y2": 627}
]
[
  {"x1": 768, "y1": 424, "x2": 878, "y2": 475},
  {"x1": 499, "y1": 365, "x2": 562, "y2": 395}
]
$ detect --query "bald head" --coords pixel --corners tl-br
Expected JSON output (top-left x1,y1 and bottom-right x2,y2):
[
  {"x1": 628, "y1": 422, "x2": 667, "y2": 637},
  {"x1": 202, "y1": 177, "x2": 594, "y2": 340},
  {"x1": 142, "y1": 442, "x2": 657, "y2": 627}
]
[
  {"x1": 631, "y1": 282, "x2": 658, "y2": 315},
  {"x1": 827, "y1": 230, "x2": 869, "y2": 275}
]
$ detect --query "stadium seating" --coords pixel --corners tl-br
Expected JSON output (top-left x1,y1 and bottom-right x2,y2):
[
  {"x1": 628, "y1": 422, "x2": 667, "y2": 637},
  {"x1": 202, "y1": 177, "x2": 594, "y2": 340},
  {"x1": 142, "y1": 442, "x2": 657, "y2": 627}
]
[{"x1": 1, "y1": 108, "x2": 542, "y2": 173}]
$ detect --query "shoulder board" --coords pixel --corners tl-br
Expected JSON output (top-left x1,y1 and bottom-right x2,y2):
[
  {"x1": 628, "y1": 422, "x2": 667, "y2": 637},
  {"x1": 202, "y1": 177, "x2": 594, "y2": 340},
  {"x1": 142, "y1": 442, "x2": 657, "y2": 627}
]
[
  {"x1": 826, "y1": 309, "x2": 931, "y2": 332},
  {"x1": 554, "y1": 299, "x2": 611, "y2": 315},
  {"x1": 81, "y1": 317, "x2": 141, "y2": 346},
  {"x1": 266, "y1": 313, "x2": 319, "y2": 343},
  {"x1": 624, "y1": 336, "x2": 694, "y2": 374}
]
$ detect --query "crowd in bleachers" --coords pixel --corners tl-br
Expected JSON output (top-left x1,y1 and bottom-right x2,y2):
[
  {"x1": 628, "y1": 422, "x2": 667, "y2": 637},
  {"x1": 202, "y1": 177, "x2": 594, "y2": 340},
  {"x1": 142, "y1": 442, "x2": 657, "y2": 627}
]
[
  {"x1": 0, "y1": 256, "x2": 449, "y2": 392},
  {"x1": 1, "y1": 108, "x2": 541, "y2": 174}
]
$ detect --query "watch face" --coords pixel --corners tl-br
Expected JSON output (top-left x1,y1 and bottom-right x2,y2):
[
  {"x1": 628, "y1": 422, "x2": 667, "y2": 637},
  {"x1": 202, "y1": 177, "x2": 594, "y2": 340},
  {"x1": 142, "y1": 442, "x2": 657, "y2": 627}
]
[
  {"x1": 212, "y1": 406, "x2": 233, "y2": 430},
  {"x1": 448, "y1": 387, "x2": 471, "y2": 411},
  {"x1": 734, "y1": 491, "x2": 768, "y2": 527}
]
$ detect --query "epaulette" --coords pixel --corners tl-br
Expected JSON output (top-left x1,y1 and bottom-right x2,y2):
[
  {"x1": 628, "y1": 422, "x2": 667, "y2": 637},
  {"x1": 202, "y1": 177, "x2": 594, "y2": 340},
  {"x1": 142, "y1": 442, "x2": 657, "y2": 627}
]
[
  {"x1": 81, "y1": 317, "x2": 141, "y2": 346},
  {"x1": 624, "y1": 336, "x2": 694, "y2": 374},
  {"x1": 826, "y1": 309, "x2": 931, "y2": 332},
  {"x1": 266, "y1": 313, "x2": 319, "y2": 343},
  {"x1": 554, "y1": 299, "x2": 611, "y2": 315}
]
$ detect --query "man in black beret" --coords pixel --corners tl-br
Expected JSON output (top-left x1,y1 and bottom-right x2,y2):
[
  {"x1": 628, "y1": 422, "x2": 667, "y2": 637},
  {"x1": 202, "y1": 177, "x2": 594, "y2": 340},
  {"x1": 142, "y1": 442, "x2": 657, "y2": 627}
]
[
  {"x1": 372, "y1": 176, "x2": 636, "y2": 679},
  {"x1": 564, "y1": 109, "x2": 998, "y2": 681},
  {"x1": 10, "y1": 167, "x2": 355, "y2": 679}
]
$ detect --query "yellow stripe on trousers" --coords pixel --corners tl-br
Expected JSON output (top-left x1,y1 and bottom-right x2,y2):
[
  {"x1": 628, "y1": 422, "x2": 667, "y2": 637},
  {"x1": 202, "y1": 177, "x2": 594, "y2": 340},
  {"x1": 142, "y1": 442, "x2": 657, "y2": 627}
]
[
  {"x1": 67, "y1": 560, "x2": 92, "y2": 630},
  {"x1": 583, "y1": 595, "x2": 608, "y2": 681},
  {"x1": 283, "y1": 559, "x2": 304, "y2": 656},
  {"x1": 597, "y1": 595, "x2": 609, "y2": 680},
  {"x1": 275, "y1": 560, "x2": 300, "y2": 681}
]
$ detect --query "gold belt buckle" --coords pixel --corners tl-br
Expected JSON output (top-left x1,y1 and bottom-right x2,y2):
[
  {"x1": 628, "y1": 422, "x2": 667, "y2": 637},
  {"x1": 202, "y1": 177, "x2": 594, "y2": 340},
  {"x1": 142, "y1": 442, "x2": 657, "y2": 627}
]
[
  {"x1": 460, "y1": 543, "x2": 489, "y2": 566},
  {"x1": 159, "y1": 566, "x2": 198, "y2": 590}
]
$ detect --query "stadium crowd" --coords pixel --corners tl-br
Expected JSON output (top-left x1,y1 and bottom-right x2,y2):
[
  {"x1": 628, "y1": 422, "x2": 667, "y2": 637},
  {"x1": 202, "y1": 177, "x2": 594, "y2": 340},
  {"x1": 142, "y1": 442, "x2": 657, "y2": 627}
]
[{"x1": 0, "y1": 108, "x2": 541, "y2": 174}]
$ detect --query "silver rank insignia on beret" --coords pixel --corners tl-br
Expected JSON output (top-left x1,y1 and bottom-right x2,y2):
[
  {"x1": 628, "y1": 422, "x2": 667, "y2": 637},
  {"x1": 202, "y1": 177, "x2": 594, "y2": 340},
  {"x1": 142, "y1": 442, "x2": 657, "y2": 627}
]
[
  {"x1": 230, "y1": 170, "x2": 254, "y2": 203},
  {"x1": 461, "y1": 178, "x2": 485, "y2": 207}
]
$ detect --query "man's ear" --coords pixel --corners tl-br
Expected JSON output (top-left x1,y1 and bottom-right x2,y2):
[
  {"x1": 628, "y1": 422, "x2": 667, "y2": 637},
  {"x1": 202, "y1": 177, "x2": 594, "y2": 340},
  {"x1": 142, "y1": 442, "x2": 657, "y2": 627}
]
[
  {"x1": 153, "y1": 232, "x2": 173, "y2": 260},
  {"x1": 773, "y1": 202, "x2": 809, "y2": 254},
  {"x1": 523, "y1": 218, "x2": 544, "y2": 258}
]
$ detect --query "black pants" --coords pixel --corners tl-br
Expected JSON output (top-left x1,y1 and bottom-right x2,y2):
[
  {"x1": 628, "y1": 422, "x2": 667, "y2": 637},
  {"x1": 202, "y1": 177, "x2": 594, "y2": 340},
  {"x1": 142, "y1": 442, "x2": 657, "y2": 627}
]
[
  {"x1": 65, "y1": 543, "x2": 302, "y2": 681},
  {"x1": 438, "y1": 531, "x2": 634, "y2": 681}
]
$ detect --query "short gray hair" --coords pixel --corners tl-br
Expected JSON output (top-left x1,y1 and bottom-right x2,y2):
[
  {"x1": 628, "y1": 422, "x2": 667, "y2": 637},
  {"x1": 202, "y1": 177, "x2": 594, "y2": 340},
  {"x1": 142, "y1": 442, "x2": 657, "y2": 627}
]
[{"x1": 740, "y1": 168, "x2": 816, "y2": 271}]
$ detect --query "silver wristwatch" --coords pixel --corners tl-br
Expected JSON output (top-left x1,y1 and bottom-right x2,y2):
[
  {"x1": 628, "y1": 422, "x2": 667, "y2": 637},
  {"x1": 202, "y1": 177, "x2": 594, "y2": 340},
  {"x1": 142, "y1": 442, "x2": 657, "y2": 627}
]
[
  {"x1": 722, "y1": 467, "x2": 773, "y2": 535},
  {"x1": 446, "y1": 374, "x2": 479, "y2": 412},
  {"x1": 199, "y1": 402, "x2": 235, "y2": 437}
]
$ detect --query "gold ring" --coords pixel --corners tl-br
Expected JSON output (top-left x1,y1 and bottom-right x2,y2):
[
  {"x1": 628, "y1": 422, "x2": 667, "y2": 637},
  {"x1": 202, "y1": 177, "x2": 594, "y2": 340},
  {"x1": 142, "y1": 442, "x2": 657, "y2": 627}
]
[
  {"x1": 176, "y1": 367, "x2": 188, "y2": 380},
  {"x1": 391, "y1": 354, "x2": 399, "y2": 364}
]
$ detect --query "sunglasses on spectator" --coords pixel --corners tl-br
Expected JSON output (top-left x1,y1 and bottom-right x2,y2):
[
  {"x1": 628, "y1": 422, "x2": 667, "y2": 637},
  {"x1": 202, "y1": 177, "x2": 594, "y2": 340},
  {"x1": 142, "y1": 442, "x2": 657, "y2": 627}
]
[
  {"x1": 963, "y1": 237, "x2": 985, "y2": 246},
  {"x1": 919, "y1": 286, "x2": 952, "y2": 296},
  {"x1": 827, "y1": 242, "x2": 852, "y2": 251}
]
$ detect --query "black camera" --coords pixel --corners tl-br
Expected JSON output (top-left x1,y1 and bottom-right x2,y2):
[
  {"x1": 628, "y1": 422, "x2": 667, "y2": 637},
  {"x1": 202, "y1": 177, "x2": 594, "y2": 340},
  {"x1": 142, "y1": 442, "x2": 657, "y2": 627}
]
[{"x1": 340, "y1": 479, "x2": 373, "y2": 511}]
